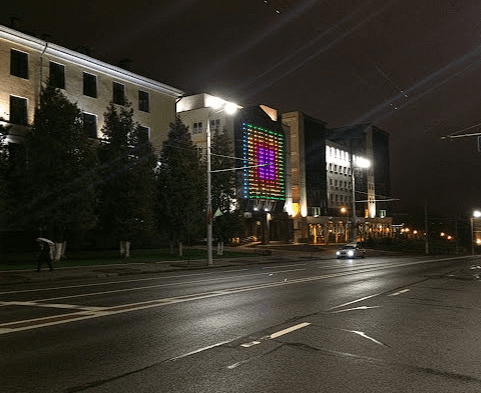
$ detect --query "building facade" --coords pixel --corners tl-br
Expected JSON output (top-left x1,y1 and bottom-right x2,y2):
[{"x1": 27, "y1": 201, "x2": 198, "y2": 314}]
[
  {"x1": 0, "y1": 25, "x2": 183, "y2": 151},
  {"x1": 282, "y1": 111, "x2": 392, "y2": 243},
  {"x1": 177, "y1": 94, "x2": 292, "y2": 243}
]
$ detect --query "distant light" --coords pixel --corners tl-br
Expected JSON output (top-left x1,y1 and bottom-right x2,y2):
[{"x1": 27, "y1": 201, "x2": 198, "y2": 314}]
[
  {"x1": 440, "y1": 232, "x2": 446, "y2": 237},
  {"x1": 356, "y1": 157, "x2": 371, "y2": 168},
  {"x1": 473, "y1": 210, "x2": 481, "y2": 218},
  {"x1": 224, "y1": 102, "x2": 238, "y2": 115}
]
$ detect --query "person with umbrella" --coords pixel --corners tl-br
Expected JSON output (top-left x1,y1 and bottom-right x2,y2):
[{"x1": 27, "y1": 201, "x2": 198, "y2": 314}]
[{"x1": 36, "y1": 238, "x2": 54, "y2": 272}]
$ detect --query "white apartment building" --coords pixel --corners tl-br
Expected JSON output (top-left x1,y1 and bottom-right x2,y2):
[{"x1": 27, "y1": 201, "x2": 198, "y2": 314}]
[{"x1": 0, "y1": 25, "x2": 183, "y2": 150}]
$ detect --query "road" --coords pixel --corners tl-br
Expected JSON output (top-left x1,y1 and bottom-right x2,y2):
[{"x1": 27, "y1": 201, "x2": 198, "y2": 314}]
[{"x1": 1, "y1": 254, "x2": 481, "y2": 392}]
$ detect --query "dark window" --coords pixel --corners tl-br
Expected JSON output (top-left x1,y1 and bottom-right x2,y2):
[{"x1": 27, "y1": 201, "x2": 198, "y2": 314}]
[
  {"x1": 9, "y1": 96, "x2": 28, "y2": 125},
  {"x1": 193, "y1": 122, "x2": 203, "y2": 134},
  {"x1": 83, "y1": 72, "x2": 97, "y2": 98},
  {"x1": 113, "y1": 82, "x2": 125, "y2": 105},
  {"x1": 49, "y1": 62, "x2": 65, "y2": 89},
  {"x1": 83, "y1": 113, "x2": 97, "y2": 138},
  {"x1": 138, "y1": 126, "x2": 150, "y2": 144},
  {"x1": 138, "y1": 90, "x2": 149, "y2": 112},
  {"x1": 10, "y1": 49, "x2": 28, "y2": 79},
  {"x1": 210, "y1": 119, "x2": 220, "y2": 132}
]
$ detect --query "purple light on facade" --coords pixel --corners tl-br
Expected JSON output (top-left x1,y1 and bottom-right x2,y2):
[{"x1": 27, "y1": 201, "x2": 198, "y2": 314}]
[{"x1": 257, "y1": 147, "x2": 276, "y2": 181}]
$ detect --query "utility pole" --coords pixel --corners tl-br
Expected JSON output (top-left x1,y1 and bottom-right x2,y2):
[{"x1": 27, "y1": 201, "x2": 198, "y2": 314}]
[{"x1": 424, "y1": 198, "x2": 429, "y2": 255}]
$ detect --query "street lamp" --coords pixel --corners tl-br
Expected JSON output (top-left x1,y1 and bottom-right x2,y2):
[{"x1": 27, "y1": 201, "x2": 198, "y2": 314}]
[
  {"x1": 470, "y1": 210, "x2": 481, "y2": 255},
  {"x1": 350, "y1": 154, "x2": 370, "y2": 243},
  {"x1": 206, "y1": 100, "x2": 238, "y2": 266}
]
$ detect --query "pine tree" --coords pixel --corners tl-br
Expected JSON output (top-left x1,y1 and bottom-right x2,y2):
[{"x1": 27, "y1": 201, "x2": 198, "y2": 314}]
[
  {"x1": 156, "y1": 118, "x2": 205, "y2": 251},
  {"x1": 24, "y1": 85, "x2": 98, "y2": 259},
  {"x1": 98, "y1": 102, "x2": 156, "y2": 258}
]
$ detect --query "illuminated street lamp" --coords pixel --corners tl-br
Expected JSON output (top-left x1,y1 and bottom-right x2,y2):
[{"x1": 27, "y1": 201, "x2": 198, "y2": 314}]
[
  {"x1": 206, "y1": 100, "x2": 238, "y2": 266},
  {"x1": 470, "y1": 210, "x2": 481, "y2": 255},
  {"x1": 350, "y1": 154, "x2": 371, "y2": 242}
]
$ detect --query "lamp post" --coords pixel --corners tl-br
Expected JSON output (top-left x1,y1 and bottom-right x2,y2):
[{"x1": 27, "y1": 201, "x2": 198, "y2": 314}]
[
  {"x1": 206, "y1": 101, "x2": 238, "y2": 266},
  {"x1": 470, "y1": 210, "x2": 481, "y2": 255},
  {"x1": 349, "y1": 155, "x2": 370, "y2": 243}
]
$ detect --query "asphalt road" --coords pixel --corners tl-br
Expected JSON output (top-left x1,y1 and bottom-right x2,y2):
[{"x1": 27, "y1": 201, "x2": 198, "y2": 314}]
[{"x1": 2, "y1": 254, "x2": 481, "y2": 392}]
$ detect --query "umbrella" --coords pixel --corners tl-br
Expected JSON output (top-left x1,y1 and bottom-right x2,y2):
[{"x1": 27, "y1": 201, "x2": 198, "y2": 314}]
[{"x1": 36, "y1": 237, "x2": 54, "y2": 246}]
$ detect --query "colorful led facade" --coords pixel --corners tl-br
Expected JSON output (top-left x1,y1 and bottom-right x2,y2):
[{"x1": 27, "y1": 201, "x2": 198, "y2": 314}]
[{"x1": 241, "y1": 122, "x2": 285, "y2": 201}]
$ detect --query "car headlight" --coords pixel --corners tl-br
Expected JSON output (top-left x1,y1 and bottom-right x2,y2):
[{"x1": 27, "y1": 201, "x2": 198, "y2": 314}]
[
  {"x1": 336, "y1": 251, "x2": 340, "y2": 255},
  {"x1": 347, "y1": 250, "x2": 354, "y2": 257}
]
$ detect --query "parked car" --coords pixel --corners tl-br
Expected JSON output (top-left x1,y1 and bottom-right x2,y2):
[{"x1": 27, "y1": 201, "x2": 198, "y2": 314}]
[{"x1": 336, "y1": 243, "x2": 366, "y2": 259}]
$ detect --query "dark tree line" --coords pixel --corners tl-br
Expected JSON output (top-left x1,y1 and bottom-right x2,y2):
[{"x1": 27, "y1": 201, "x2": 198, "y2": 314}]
[{"x1": 0, "y1": 85, "x2": 244, "y2": 258}]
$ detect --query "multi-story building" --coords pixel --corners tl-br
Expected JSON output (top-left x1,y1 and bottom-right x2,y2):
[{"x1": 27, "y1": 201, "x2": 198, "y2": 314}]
[
  {"x1": 282, "y1": 111, "x2": 392, "y2": 243},
  {"x1": 0, "y1": 24, "x2": 183, "y2": 151},
  {"x1": 177, "y1": 93, "x2": 292, "y2": 243}
]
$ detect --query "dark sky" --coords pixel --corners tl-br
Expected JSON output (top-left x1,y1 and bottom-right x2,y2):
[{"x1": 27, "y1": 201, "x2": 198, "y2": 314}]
[{"x1": 3, "y1": 0, "x2": 481, "y2": 217}]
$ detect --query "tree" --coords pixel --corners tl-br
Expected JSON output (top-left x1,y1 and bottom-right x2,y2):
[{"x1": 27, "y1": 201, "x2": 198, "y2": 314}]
[
  {"x1": 156, "y1": 118, "x2": 205, "y2": 252},
  {"x1": 211, "y1": 127, "x2": 245, "y2": 251},
  {"x1": 0, "y1": 123, "x2": 12, "y2": 230},
  {"x1": 24, "y1": 85, "x2": 98, "y2": 260},
  {"x1": 98, "y1": 102, "x2": 156, "y2": 258}
]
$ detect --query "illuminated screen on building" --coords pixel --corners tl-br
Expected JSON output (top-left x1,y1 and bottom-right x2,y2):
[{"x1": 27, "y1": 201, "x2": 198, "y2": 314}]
[{"x1": 241, "y1": 122, "x2": 285, "y2": 201}]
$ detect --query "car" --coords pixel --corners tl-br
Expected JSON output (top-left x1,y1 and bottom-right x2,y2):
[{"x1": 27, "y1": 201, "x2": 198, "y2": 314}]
[{"x1": 336, "y1": 243, "x2": 366, "y2": 259}]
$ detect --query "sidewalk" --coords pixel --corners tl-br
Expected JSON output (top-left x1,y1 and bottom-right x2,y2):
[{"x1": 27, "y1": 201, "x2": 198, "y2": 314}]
[{"x1": 0, "y1": 245, "x2": 341, "y2": 286}]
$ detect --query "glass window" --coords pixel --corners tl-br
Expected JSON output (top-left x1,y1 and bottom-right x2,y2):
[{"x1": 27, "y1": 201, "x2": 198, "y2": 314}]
[
  {"x1": 49, "y1": 62, "x2": 65, "y2": 89},
  {"x1": 193, "y1": 122, "x2": 203, "y2": 134},
  {"x1": 9, "y1": 96, "x2": 28, "y2": 125},
  {"x1": 138, "y1": 126, "x2": 150, "y2": 144},
  {"x1": 138, "y1": 90, "x2": 150, "y2": 112},
  {"x1": 10, "y1": 49, "x2": 28, "y2": 79},
  {"x1": 113, "y1": 82, "x2": 125, "y2": 105},
  {"x1": 83, "y1": 73, "x2": 97, "y2": 98},
  {"x1": 210, "y1": 119, "x2": 220, "y2": 131},
  {"x1": 83, "y1": 113, "x2": 97, "y2": 138}
]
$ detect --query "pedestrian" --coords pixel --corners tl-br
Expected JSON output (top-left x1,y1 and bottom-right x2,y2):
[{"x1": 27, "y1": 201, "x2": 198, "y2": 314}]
[{"x1": 37, "y1": 241, "x2": 53, "y2": 272}]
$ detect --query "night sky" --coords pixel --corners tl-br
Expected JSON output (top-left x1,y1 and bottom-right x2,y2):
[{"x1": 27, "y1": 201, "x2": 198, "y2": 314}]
[{"x1": 3, "y1": 0, "x2": 481, "y2": 217}]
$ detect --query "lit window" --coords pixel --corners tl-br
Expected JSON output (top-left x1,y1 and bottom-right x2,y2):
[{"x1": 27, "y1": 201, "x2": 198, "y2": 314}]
[
  {"x1": 10, "y1": 49, "x2": 28, "y2": 79},
  {"x1": 49, "y1": 62, "x2": 65, "y2": 89},
  {"x1": 9, "y1": 96, "x2": 28, "y2": 125}
]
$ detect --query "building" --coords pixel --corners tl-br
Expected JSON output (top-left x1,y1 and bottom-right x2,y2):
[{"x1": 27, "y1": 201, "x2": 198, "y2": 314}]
[
  {"x1": 281, "y1": 111, "x2": 392, "y2": 243},
  {"x1": 0, "y1": 24, "x2": 183, "y2": 151},
  {"x1": 177, "y1": 93, "x2": 292, "y2": 243}
]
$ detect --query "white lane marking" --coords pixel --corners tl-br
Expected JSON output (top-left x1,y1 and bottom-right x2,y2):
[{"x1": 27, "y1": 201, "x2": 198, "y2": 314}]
[
  {"x1": 327, "y1": 293, "x2": 382, "y2": 311},
  {"x1": 269, "y1": 322, "x2": 311, "y2": 339},
  {"x1": 388, "y1": 288, "x2": 411, "y2": 296},
  {"x1": 240, "y1": 341, "x2": 261, "y2": 348},
  {"x1": 240, "y1": 322, "x2": 311, "y2": 348},
  {"x1": 0, "y1": 271, "x2": 219, "y2": 295},
  {"x1": 330, "y1": 305, "x2": 380, "y2": 313},
  {"x1": 345, "y1": 330, "x2": 388, "y2": 347},
  {"x1": 1, "y1": 301, "x2": 105, "y2": 311},
  {"x1": 169, "y1": 340, "x2": 232, "y2": 361},
  {"x1": 263, "y1": 263, "x2": 307, "y2": 269}
]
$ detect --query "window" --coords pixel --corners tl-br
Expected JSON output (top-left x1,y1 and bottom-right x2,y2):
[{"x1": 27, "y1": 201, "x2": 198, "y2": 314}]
[
  {"x1": 138, "y1": 90, "x2": 150, "y2": 112},
  {"x1": 138, "y1": 126, "x2": 150, "y2": 144},
  {"x1": 9, "y1": 96, "x2": 28, "y2": 125},
  {"x1": 193, "y1": 122, "x2": 203, "y2": 134},
  {"x1": 49, "y1": 62, "x2": 65, "y2": 89},
  {"x1": 83, "y1": 113, "x2": 97, "y2": 138},
  {"x1": 10, "y1": 49, "x2": 28, "y2": 79},
  {"x1": 83, "y1": 73, "x2": 97, "y2": 98},
  {"x1": 210, "y1": 119, "x2": 220, "y2": 131},
  {"x1": 113, "y1": 82, "x2": 125, "y2": 105}
]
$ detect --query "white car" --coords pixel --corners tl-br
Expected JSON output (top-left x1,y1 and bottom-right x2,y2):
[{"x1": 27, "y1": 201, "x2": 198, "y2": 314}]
[{"x1": 336, "y1": 244, "x2": 366, "y2": 259}]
